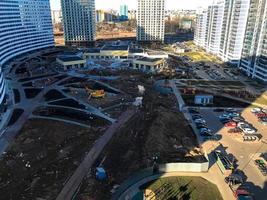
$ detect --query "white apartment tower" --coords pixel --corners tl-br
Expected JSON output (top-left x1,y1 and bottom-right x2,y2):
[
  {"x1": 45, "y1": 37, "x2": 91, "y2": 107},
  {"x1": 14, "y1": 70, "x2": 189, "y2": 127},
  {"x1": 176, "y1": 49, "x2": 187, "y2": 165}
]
[
  {"x1": 194, "y1": 9, "x2": 208, "y2": 47},
  {"x1": 205, "y1": 2, "x2": 225, "y2": 54},
  {"x1": 61, "y1": 0, "x2": 96, "y2": 46},
  {"x1": 219, "y1": 0, "x2": 250, "y2": 64},
  {"x1": 137, "y1": 0, "x2": 166, "y2": 42},
  {"x1": 239, "y1": 0, "x2": 267, "y2": 82}
]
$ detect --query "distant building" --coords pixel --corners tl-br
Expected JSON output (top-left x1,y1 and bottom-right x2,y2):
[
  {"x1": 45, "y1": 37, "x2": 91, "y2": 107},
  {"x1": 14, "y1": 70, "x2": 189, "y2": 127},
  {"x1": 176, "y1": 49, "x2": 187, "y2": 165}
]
[
  {"x1": 205, "y1": 1, "x2": 224, "y2": 54},
  {"x1": 51, "y1": 10, "x2": 62, "y2": 25},
  {"x1": 120, "y1": 4, "x2": 129, "y2": 20},
  {"x1": 194, "y1": 9, "x2": 208, "y2": 47},
  {"x1": 96, "y1": 10, "x2": 105, "y2": 22},
  {"x1": 137, "y1": 0, "x2": 166, "y2": 43},
  {"x1": 239, "y1": 0, "x2": 267, "y2": 82},
  {"x1": 61, "y1": 0, "x2": 96, "y2": 47},
  {"x1": 128, "y1": 10, "x2": 137, "y2": 20}
]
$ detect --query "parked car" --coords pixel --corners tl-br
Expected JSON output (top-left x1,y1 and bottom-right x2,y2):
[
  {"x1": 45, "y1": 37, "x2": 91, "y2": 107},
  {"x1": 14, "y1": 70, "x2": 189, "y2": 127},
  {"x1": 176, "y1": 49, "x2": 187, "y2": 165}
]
[
  {"x1": 192, "y1": 115, "x2": 202, "y2": 120},
  {"x1": 219, "y1": 114, "x2": 231, "y2": 120},
  {"x1": 243, "y1": 128, "x2": 256, "y2": 134},
  {"x1": 200, "y1": 128, "x2": 213, "y2": 136},
  {"x1": 196, "y1": 123, "x2": 208, "y2": 129},
  {"x1": 255, "y1": 112, "x2": 267, "y2": 118},
  {"x1": 228, "y1": 112, "x2": 240, "y2": 118},
  {"x1": 226, "y1": 108, "x2": 237, "y2": 113},
  {"x1": 225, "y1": 121, "x2": 237, "y2": 128},
  {"x1": 228, "y1": 127, "x2": 242, "y2": 133},
  {"x1": 251, "y1": 107, "x2": 261, "y2": 113},
  {"x1": 232, "y1": 117, "x2": 245, "y2": 123},
  {"x1": 214, "y1": 108, "x2": 224, "y2": 112},
  {"x1": 194, "y1": 119, "x2": 206, "y2": 124},
  {"x1": 189, "y1": 108, "x2": 199, "y2": 114}
]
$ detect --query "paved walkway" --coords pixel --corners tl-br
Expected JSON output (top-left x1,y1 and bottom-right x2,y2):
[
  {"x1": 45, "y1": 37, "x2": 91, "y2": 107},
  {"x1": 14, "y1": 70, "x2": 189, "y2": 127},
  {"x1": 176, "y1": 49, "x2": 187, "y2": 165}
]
[{"x1": 56, "y1": 108, "x2": 136, "y2": 200}]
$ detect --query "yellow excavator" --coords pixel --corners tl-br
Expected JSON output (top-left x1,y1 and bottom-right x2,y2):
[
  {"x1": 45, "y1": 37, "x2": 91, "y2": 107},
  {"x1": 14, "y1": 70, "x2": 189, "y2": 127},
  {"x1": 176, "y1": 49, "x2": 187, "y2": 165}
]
[{"x1": 85, "y1": 86, "x2": 106, "y2": 98}]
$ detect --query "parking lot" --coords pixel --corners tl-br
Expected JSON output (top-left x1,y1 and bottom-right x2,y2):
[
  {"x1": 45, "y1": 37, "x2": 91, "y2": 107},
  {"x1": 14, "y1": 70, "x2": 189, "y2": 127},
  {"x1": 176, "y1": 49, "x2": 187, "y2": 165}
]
[{"x1": 193, "y1": 107, "x2": 267, "y2": 198}]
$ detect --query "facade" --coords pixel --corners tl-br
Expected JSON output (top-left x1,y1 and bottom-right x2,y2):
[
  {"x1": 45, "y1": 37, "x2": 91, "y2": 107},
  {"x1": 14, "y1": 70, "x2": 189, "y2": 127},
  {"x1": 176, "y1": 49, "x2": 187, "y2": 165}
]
[
  {"x1": 194, "y1": 9, "x2": 208, "y2": 47},
  {"x1": 61, "y1": 0, "x2": 96, "y2": 46},
  {"x1": 205, "y1": 1, "x2": 224, "y2": 54},
  {"x1": 133, "y1": 58, "x2": 166, "y2": 73},
  {"x1": 128, "y1": 10, "x2": 137, "y2": 20},
  {"x1": 0, "y1": 0, "x2": 54, "y2": 104},
  {"x1": 96, "y1": 10, "x2": 105, "y2": 22},
  {"x1": 83, "y1": 46, "x2": 168, "y2": 60},
  {"x1": 239, "y1": 0, "x2": 267, "y2": 82},
  {"x1": 137, "y1": 0, "x2": 166, "y2": 42},
  {"x1": 219, "y1": 0, "x2": 250, "y2": 64},
  {"x1": 51, "y1": 10, "x2": 62, "y2": 25},
  {"x1": 119, "y1": 5, "x2": 128, "y2": 20}
]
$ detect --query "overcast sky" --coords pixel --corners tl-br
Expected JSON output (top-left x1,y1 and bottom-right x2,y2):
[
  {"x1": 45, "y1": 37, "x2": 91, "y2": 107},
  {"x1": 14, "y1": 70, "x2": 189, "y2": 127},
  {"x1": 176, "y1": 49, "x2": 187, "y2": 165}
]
[{"x1": 50, "y1": 0, "x2": 213, "y2": 10}]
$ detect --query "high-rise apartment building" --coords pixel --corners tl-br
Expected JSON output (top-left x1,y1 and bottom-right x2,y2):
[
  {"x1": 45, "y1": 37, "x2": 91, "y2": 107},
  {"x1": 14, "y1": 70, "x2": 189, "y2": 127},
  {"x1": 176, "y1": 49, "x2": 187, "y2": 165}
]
[
  {"x1": 61, "y1": 0, "x2": 96, "y2": 46},
  {"x1": 137, "y1": 0, "x2": 166, "y2": 43},
  {"x1": 239, "y1": 0, "x2": 267, "y2": 82},
  {"x1": 219, "y1": 0, "x2": 250, "y2": 64},
  {"x1": 120, "y1": 5, "x2": 129, "y2": 20},
  {"x1": 0, "y1": 0, "x2": 54, "y2": 104},
  {"x1": 194, "y1": 9, "x2": 208, "y2": 47},
  {"x1": 205, "y1": 1, "x2": 224, "y2": 54}
]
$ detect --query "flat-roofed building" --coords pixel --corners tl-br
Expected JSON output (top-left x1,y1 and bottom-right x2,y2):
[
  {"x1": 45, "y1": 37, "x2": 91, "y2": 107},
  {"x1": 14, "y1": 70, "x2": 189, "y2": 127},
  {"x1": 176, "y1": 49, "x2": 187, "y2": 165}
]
[
  {"x1": 57, "y1": 56, "x2": 86, "y2": 70},
  {"x1": 133, "y1": 57, "x2": 166, "y2": 73}
]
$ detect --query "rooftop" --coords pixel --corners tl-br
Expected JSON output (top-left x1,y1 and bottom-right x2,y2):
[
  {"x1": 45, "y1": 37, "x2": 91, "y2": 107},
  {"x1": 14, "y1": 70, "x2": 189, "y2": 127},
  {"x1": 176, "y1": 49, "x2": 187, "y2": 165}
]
[
  {"x1": 146, "y1": 50, "x2": 167, "y2": 56},
  {"x1": 101, "y1": 45, "x2": 129, "y2": 51},
  {"x1": 136, "y1": 57, "x2": 163, "y2": 63},
  {"x1": 84, "y1": 48, "x2": 101, "y2": 53},
  {"x1": 129, "y1": 48, "x2": 144, "y2": 53},
  {"x1": 57, "y1": 56, "x2": 85, "y2": 62}
]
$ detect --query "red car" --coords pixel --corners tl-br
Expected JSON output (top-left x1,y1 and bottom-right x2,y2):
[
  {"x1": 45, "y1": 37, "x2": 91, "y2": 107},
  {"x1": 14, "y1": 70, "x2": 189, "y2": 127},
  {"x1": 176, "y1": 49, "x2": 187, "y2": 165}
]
[
  {"x1": 255, "y1": 112, "x2": 267, "y2": 118},
  {"x1": 234, "y1": 189, "x2": 253, "y2": 200},
  {"x1": 225, "y1": 121, "x2": 237, "y2": 128}
]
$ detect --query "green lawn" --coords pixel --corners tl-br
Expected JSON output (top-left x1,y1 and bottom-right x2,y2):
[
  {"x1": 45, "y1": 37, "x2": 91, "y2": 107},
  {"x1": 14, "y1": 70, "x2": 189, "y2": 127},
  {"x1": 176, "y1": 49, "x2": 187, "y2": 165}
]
[
  {"x1": 140, "y1": 176, "x2": 223, "y2": 200},
  {"x1": 179, "y1": 51, "x2": 221, "y2": 63}
]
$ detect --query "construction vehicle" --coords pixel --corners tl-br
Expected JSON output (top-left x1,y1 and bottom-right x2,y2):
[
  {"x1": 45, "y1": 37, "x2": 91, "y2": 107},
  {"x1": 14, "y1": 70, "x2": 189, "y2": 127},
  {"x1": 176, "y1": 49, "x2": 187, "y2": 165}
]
[{"x1": 85, "y1": 86, "x2": 105, "y2": 99}]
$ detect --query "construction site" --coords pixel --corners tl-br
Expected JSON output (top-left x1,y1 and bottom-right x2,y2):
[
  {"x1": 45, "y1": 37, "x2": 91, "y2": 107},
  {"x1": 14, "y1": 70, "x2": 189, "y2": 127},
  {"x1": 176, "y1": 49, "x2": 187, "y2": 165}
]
[{"x1": 0, "y1": 47, "x2": 207, "y2": 200}]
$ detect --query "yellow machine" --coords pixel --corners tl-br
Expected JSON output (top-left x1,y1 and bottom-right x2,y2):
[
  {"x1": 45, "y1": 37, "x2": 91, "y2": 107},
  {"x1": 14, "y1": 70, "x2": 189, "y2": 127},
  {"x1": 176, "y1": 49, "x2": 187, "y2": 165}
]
[{"x1": 85, "y1": 86, "x2": 105, "y2": 98}]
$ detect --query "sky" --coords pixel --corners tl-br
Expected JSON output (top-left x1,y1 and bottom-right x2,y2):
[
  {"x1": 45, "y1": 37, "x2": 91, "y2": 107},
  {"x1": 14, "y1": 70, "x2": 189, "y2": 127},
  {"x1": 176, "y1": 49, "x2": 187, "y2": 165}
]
[{"x1": 50, "y1": 0, "x2": 214, "y2": 10}]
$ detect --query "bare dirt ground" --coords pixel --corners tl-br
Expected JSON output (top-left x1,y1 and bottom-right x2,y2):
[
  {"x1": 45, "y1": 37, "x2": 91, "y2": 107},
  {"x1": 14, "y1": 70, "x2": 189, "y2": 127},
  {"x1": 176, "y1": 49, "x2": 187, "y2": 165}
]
[
  {"x1": 0, "y1": 119, "x2": 106, "y2": 200},
  {"x1": 76, "y1": 78, "x2": 203, "y2": 200}
]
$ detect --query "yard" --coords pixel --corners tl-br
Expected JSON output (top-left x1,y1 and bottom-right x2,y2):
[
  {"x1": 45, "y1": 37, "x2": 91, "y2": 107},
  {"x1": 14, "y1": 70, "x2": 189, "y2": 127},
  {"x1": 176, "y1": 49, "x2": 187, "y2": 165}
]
[
  {"x1": 141, "y1": 176, "x2": 223, "y2": 200},
  {"x1": 179, "y1": 51, "x2": 221, "y2": 63}
]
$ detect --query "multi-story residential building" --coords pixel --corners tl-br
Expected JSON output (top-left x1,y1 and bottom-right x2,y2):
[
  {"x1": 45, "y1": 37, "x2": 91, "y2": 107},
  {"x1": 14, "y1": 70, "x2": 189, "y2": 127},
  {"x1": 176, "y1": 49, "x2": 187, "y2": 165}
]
[
  {"x1": 137, "y1": 0, "x2": 166, "y2": 43},
  {"x1": 205, "y1": 1, "x2": 224, "y2": 54},
  {"x1": 51, "y1": 10, "x2": 62, "y2": 25},
  {"x1": 128, "y1": 10, "x2": 137, "y2": 20},
  {"x1": 194, "y1": 9, "x2": 208, "y2": 47},
  {"x1": 0, "y1": 0, "x2": 54, "y2": 104},
  {"x1": 96, "y1": 10, "x2": 105, "y2": 22},
  {"x1": 219, "y1": 0, "x2": 250, "y2": 65},
  {"x1": 120, "y1": 5, "x2": 128, "y2": 20},
  {"x1": 61, "y1": 0, "x2": 96, "y2": 46},
  {"x1": 239, "y1": 0, "x2": 267, "y2": 82}
]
